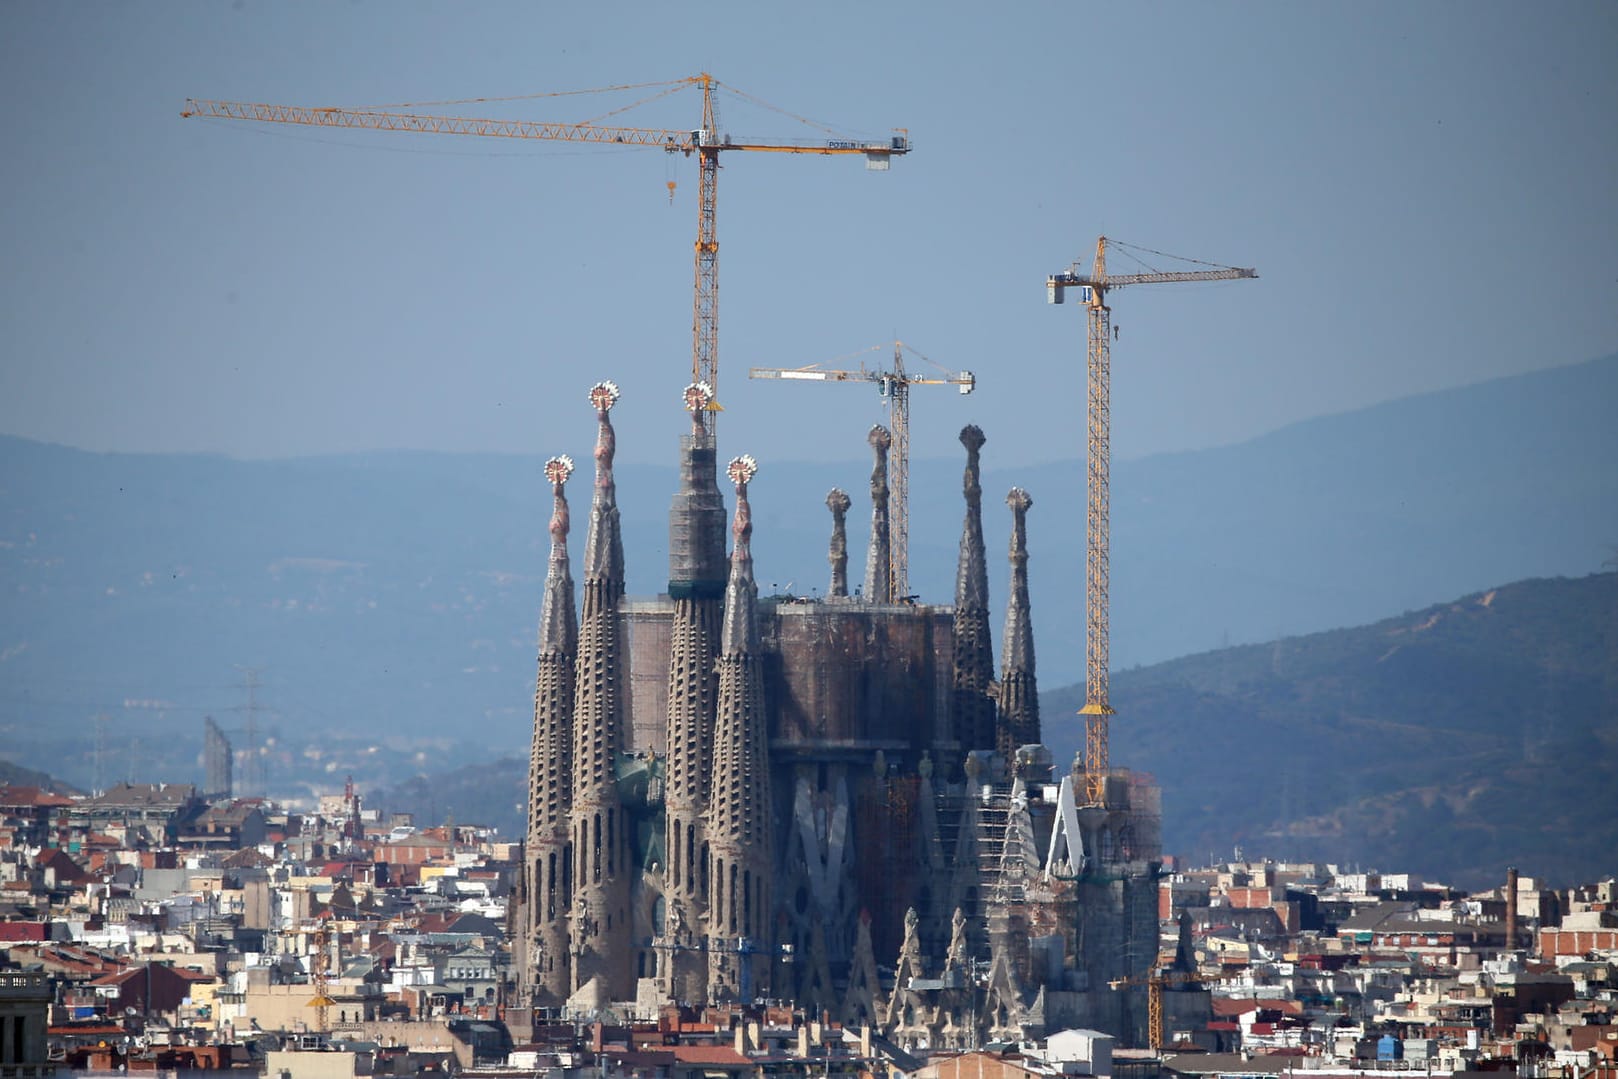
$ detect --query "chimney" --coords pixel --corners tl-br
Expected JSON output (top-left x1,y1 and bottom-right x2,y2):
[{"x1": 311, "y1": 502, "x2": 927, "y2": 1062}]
[{"x1": 1505, "y1": 866, "x2": 1519, "y2": 951}]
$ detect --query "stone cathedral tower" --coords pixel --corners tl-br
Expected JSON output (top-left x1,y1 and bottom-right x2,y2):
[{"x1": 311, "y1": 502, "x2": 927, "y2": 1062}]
[
  {"x1": 951, "y1": 424, "x2": 996, "y2": 756},
  {"x1": 515, "y1": 454, "x2": 578, "y2": 1003},
  {"x1": 704, "y1": 454, "x2": 772, "y2": 1000},
  {"x1": 997, "y1": 487, "x2": 1039, "y2": 759},
  {"x1": 662, "y1": 382, "x2": 729, "y2": 1002},
  {"x1": 567, "y1": 381, "x2": 633, "y2": 999}
]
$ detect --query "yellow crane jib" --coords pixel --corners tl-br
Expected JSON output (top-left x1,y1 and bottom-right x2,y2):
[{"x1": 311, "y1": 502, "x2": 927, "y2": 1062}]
[{"x1": 183, "y1": 74, "x2": 910, "y2": 424}]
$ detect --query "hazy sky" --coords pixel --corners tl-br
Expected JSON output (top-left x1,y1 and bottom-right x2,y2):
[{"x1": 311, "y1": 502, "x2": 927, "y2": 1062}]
[{"x1": 3, "y1": 2, "x2": 1614, "y2": 469}]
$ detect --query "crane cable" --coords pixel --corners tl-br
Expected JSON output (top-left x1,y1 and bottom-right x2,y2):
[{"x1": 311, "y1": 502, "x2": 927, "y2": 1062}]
[
  {"x1": 351, "y1": 78, "x2": 693, "y2": 111},
  {"x1": 718, "y1": 81, "x2": 849, "y2": 139},
  {"x1": 1106, "y1": 237, "x2": 1246, "y2": 275}
]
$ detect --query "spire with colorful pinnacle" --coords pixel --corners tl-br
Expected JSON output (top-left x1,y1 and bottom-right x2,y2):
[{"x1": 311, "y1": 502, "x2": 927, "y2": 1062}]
[
  {"x1": 522, "y1": 453, "x2": 577, "y2": 1005},
  {"x1": 569, "y1": 380, "x2": 633, "y2": 997},
  {"x1": 662, "y1": 382, "x2": 727, "y2": 1004},
  {"x1": 706, "y1": 454, "x2": 773, "y2": 1001}
]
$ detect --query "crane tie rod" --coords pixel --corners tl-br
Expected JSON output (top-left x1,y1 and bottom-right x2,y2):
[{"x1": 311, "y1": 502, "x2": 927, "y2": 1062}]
[
  {"x1": 351, "y1": 78, "x2": 695, "y2": 111},
  {"x1": 1106, "y1": 238, "x2": 1246, "y2": 273}
]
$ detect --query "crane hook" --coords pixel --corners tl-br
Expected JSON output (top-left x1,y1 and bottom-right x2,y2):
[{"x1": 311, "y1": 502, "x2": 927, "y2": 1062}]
[{"x1": 667, "y1": 180, "x2": 677, "y2": 206}]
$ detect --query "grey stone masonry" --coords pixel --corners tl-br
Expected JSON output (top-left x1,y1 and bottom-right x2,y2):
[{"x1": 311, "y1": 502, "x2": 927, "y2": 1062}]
[
  {"x1": 522, "y1": 454, "x2": 578, "y2": 1006},
  {"x1": 951, "y1": 424, "x2": 996, "y2": 759},
  {"x1": 661, "y1": 390, "x2": 728, "y2": 1005},
  {"x1": 863, "y1": 425, "x2": 894, "y2": 604},
  {"x1": 997, "y1": 488, "x2": 1039, "y2": 760},
  {"x1": 568, "y1": 382, "x2": 633, "y2": 999},
  {"x1": 706, "y1": 456, "x2": 773, "y2": 1002},
  {"x1": 825, "y1": 488, "x2": 852, "y2": 598}
]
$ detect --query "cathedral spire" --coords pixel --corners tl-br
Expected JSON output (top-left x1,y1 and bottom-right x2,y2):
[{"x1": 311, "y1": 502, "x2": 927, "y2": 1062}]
[
  {"x1": 826, "y1": 488, "x2": 851, "y2": 598},
  {"x1": 662, "y1": 382, "x2": 727, "y2": 1004},
  {"x1": 951, "y1": 424, "x2": 996, "y2": 755},
  {"x1": 955, "y1": 425, "x2": 988, "y2": 609},
  {"x1": 569, "y1": 379, "x2": 632, "y2": 997},
  {"x1": 707, "y1": 455, "x2": 773, "y2": 1001},
  {"x1": 521, "y1": 454, "x2": 578, "y2": 1006},
  {"x1": 863, "y1": 425, "x2": 894, "y2": 603},
  {"x1": 538, "y1": 455, "x2": 578, "y2": 661},
  {"x1": 720, "y1": 456, "x2": 760, "y2": 655},
  {"x1": 669, "y1": 382, "x2": 728, "y2": 598},
  {"x1": 582, "y1": 381, "x2": 624, "y2": 588},
  {"x1": 996, "y1": 487, "x2": 1039, "y2": 759}
]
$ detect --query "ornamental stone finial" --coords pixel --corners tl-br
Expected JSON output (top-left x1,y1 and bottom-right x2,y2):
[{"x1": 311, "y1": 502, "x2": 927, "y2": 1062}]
[{"x1": 682, "y1": 381, "x2": 714, "y2": 434}]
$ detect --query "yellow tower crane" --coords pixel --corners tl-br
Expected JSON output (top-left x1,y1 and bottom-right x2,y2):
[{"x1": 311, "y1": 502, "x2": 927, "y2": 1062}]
[
  {"x1": 1109, "y1": 966, "x2": 1210, "y2": 1051},
  {"x1": 1109, "y1": 968, "x2": 1169, "y2": 1051},
  {"x1": 749, "y1": 342, "x2": 974, "y2": 599},
  {"x1": 183, "y1": 76, "x2": 909, "y2": 426},
  {"x1": 307, "y1": 921, "x2": 335, "y2": 1033},
  {"x1": 1048, "y1": 237, "x2": 1256, "y2": 804}
]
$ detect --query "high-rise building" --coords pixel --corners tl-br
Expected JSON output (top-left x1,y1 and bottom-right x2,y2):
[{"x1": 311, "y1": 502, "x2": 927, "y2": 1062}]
[{"x1": 203, "y1": 716, "x2": 232, "y2": 801}]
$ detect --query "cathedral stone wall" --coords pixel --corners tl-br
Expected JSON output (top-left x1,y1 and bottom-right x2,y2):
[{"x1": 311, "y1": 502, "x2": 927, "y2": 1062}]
[
  {"x1": 621, "y1": 598, "x2": 674, "y2": 756},
  {"x1": 618, "y1": 599, "x2": 952, "y2": 762},
  {"x1": 766, "y1": 602, "x2": 953, "y2": 754}
]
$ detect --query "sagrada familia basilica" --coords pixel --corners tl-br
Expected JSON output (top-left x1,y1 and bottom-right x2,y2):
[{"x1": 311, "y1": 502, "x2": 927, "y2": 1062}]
[{"x1": 510, "y1": 380, "x2": 1165, "y2": 1048}]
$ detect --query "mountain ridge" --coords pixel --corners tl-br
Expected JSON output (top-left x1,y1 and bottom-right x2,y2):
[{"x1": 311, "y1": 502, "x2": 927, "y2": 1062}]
[
  {"x1": 1, "y1": 353, "x2": 1612, "y2": 772},
  {"x1": 1042, "y1": 571, "x2": 1618, "y2": 890}
]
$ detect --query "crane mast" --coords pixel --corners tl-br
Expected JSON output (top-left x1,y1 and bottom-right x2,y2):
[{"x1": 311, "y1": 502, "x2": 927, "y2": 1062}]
[
  {"x1": 308, "y1": 921, "x2": 335, "y2": 1033},
  {"x1": 1049, "y1": 237, "x2": 1256, "y2": 804},
  {"x1": 1083, "y1": 272, "x2": 1114, "y2": 809},
  {"x1": 184, "y1": 75, "x2": 909, "y2": 428},
  {"x1": 886, "y1": 354, "x2": 912, "y2": 598},
  {"x1": 749, "y1": 342, "x2": 974, "y2": 597},
  {"x1": 693, "y1": 77, "x2": 721, "y2": 408}
]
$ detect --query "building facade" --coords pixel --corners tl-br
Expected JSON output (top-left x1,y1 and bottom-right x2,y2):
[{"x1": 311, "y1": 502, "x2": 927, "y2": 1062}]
[{"x1": 512, "y1": 382, "x2": 1161, "y2": 1045}]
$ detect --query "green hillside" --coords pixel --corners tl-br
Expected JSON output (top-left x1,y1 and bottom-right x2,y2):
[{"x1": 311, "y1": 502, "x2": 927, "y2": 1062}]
[{"x1": 1043, "y1": 572, "x2": 1618, "y2": 890}]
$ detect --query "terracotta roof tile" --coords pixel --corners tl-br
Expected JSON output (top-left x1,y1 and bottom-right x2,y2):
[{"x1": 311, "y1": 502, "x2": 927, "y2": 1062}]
[{"x1": 669, "y1": 1045, "x2": 749, "y2": 1065}]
